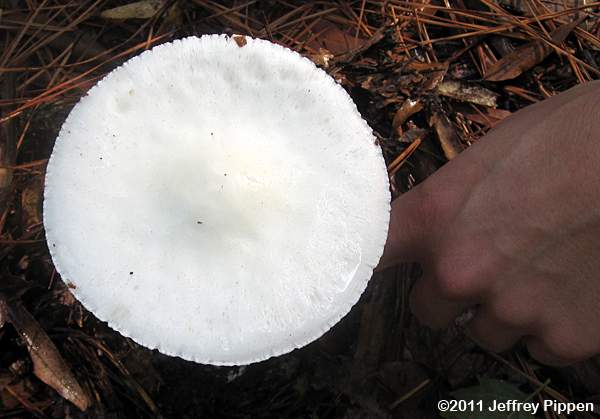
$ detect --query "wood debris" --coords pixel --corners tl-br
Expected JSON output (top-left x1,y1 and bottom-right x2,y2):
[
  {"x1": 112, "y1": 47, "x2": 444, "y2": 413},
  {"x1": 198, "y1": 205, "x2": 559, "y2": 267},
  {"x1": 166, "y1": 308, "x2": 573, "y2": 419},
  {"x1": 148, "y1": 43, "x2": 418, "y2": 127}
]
[
  {"x1": 437, "y1": 80, "x2": 498, "y2": 107},
  {"x1": 2, "y1": 298, "x2": 91, "y2": 411},
  {"x1": 100, "y1": 0, "x2": 163, "y2": 20},
  {"x1": 485, "y1": 18, "x2": 585, "y2": 81},
  {"x1": 430, "y1": 112, "x2": 465, "y2": 160},
  {"x1": 392, "y1": 99, "x2": 424, "y2": 136}
]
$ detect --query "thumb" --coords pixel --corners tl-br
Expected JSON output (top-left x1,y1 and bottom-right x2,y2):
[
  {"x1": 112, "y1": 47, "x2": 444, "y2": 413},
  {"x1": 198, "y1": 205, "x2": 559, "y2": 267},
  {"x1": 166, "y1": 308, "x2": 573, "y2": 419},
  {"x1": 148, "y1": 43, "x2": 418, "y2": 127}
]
[{"x1": 377, "y1": 185, "x2": 435, "y2": 271}]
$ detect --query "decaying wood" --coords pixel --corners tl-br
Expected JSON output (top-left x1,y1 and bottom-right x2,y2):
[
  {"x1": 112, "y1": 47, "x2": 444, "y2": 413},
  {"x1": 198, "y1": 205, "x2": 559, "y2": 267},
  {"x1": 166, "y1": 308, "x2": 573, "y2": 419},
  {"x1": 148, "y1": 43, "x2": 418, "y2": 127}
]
[
  {"x1": 437, "y1": 80, "x2": 498, "y2": 107},
  {"x1": 101, "y1": 0, "x2": 164, "y2": 20}
]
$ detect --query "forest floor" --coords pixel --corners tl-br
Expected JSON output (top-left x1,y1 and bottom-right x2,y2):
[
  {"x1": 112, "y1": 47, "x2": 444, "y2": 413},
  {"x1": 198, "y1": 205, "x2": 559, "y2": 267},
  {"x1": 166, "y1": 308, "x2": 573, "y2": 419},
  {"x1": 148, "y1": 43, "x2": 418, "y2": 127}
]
[{"x1": 0, "y1": 1, "x2": 599, "y2": 418}]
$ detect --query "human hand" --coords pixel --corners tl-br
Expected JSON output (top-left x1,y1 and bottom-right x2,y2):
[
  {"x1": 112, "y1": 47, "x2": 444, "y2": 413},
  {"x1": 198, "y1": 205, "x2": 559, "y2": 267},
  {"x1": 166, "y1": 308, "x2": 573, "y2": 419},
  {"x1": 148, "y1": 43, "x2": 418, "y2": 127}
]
[{"x1": 379, "y1": 81, "x2": 600, "y2": 366}]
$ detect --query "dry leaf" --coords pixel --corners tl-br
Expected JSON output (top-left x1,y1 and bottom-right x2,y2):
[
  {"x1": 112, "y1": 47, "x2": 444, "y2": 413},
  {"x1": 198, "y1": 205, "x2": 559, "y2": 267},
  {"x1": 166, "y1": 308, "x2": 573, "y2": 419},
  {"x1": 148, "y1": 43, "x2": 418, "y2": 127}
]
[
  {"x1": 392, "y1": 99, "x2": 424, "y2": 136},
  {"x1": 485, "y1": 19, "x2": 583, "y2": 81},
  {"x1": 21, "y1": 178, "x2": 43, "y2": 229},
  {"x1": 0, "y1": 372, "x2": 11, "y2": 393},
  {"x1": 306, "y1": 21, "x2": 369, "y2": 56},
  {"x1": 309, "y1": 48, "x2": 335, "y2": 68},
  {"x1": 406, "y1": 61, "x2": 449, "y2": 91},
  {"x1": 497, "y1": 0, "x2": 592, "y2": 24},
  {"x1": 1, "y1": 378, "x2": 46, "y2": 414},
  {"x1": 462, "y1": 108, "x2": 512, "y2": 127},
  {"x1": 430, "y1": 112, "x2": 465, "y2": 160},
  {"x1": 437, "y1": 80, "x2": 498, "y2": 107},
  {"x1": 5, "y1": 300, "x2": 91, "y2": 411},
  {"x1": 100, "y1": 0, "x2": 163, "y2": 20}
]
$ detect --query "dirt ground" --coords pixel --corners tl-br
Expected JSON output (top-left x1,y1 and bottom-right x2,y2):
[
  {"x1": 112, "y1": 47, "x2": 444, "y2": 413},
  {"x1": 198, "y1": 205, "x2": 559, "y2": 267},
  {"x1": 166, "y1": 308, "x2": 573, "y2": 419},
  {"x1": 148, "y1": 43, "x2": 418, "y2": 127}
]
[{"x1": 1, "y1": 1, "x2": 600, "y2": 418}]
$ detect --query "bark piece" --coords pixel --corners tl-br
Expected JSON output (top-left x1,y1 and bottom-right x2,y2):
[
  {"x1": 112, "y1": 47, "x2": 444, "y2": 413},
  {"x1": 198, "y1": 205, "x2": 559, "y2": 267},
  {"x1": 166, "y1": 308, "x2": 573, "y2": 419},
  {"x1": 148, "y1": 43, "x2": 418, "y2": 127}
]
[{"x1": 437, "y1": 80, "x2": 497, "y2": 107}]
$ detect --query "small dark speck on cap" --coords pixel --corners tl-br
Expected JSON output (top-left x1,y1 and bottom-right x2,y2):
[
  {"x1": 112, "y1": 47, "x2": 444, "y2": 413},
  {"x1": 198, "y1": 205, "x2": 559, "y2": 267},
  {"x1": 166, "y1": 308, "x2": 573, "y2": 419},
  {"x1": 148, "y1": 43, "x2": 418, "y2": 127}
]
[
  {"x1": 224, "y1": 173, "x2": 227, "y2": 176},
  {"x1": 99, "y1": 156, "x2": 103, "y2": 160},
  {"x1": 52, "y1": 243, "x2": 56, "y2": 247},
  {"x1": 129, "y1": 271, "x2": 133, "y2": 275},
  {"x1": 197, "y1": 221, "x2": 203, "y2": 224}
]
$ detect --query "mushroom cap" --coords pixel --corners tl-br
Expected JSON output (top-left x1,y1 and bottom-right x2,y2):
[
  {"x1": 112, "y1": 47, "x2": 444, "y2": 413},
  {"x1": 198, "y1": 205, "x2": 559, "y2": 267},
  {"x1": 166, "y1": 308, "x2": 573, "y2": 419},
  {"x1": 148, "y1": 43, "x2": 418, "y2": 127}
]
[{"x1": 44, "y1": 35, "x2": 390, "y2": 365}]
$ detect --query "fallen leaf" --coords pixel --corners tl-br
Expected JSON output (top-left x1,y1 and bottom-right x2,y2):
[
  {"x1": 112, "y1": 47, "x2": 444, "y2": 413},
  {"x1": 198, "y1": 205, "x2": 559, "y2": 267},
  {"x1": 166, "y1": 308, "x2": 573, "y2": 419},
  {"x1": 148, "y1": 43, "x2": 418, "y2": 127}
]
[
  {"x1": 486, "y1": 108, "x2": 513, "y2": 120},
  {"x1": 309, "y1": 48, "x2": 335, "y2": 68},
  {"x1": 306, "y1": 20, "x2": 369, "y2": 56},
  {"x1": 406, "y1": 60, "x2": 449, "y2": 72},
  {"x1": 100, "y1": 0, "x2": 162, "y2": 20},
  {"x1": 5, "y1": 300, "x2": 91, "y2": 411},
  {"x1": 0, "y1": 371, "x2": 11, "y2": 392},
  {"x1": 485, "y1": 18, "x2": 583, "y2": 81},
  {"x1": 442, "y1": 378, "x2": 534, "y2": 419},
  {"x1": 461, "y1": 108, "x2": 512, "y2": 128},
  {"x1": 20, "y1": 178, "x2": 43, "y2": 229},
  {"x1": 430, "y1": 112, "x2": 465, "y2": 160},
  {"x1": 406, "y1": 60, "x2": 449, "y2": 91},
  {"x1": 497, "y1": 0, "x2": 592, "y2": 27},
  {"x1": 437, "y1": 81, "x2": 497, "y2": 107},
  {"x1": 2, "y1": 378, "x2": 47, "y2": 415},
  {"x1": 392, "y1": 99, "x2": 424, "y2": 135}
]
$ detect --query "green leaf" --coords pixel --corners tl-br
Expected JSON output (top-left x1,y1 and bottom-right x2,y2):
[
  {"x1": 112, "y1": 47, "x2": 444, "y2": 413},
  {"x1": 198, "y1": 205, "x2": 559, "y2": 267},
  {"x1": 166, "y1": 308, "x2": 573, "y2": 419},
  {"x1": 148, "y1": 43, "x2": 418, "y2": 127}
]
[{"x1": 440, "y1": 378, "x2": 535, "y2": 419}]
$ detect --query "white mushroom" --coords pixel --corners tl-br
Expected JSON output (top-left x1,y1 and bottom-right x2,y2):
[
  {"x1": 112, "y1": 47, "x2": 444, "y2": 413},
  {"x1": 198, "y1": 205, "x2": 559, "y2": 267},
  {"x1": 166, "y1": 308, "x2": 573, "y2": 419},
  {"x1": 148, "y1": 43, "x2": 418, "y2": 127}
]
[{"x1": 44, "y1": 35, "x2": 390, "y2": 365}]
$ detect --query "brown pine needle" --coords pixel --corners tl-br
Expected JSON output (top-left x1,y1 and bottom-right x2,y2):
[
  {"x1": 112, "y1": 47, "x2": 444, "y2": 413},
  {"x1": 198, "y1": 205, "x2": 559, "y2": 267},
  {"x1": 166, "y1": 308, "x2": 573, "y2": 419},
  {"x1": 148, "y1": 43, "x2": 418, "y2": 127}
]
[{"x1": 388, "y1": 137, "x2": 423, "y2": 176}]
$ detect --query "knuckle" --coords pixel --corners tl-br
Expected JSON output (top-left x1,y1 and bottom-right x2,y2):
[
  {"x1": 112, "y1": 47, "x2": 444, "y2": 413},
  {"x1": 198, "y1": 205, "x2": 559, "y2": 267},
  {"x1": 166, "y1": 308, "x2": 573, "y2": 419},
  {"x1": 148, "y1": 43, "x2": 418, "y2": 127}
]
[
  {"x1": 488, "y1": 299, "x2": 532, "y2": 328},
  {"x1": 535, "y1": 328, "x2": 585, "y2": 362},
  {"x1": 433, "y1": 255, "x2": 478, "y2": 300}
]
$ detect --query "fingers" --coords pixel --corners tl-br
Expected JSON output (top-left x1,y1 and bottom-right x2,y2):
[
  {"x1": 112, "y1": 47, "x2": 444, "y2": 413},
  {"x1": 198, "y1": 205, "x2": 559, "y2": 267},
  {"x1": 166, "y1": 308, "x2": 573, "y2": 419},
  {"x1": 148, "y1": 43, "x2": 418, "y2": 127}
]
[
  {"x1": 409, "y1": 269, "x2": 475, "y2": 329},
  {"x1": 377, "y1": 185, "x2": 436, "y2": 271},
  {"x1": 466, "y1": 305, "x2": 524, "y2": 353},
  {"x1": 523, "y1": 318, "x2": 598, "y2": 366},
  {"x1": 524, "y1": 337, "x2": 576, "y2": 367}
]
